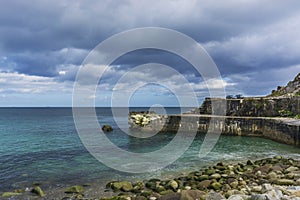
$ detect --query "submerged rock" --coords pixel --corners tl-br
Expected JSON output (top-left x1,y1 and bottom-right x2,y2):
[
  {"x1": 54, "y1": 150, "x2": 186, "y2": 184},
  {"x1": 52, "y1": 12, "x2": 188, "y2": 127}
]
[
  {"x1": 102, "y1": 125, "x2": 113, "y2": 132},
  {"x1": 2, "y1": 192, "x2": 22, "y2": 197},
  {"x1": 31, "y1": 186, "x2": 45, "y2": 197},
  {"x1": 65, "y1": 185, "x2": 84, "y2": 194}
]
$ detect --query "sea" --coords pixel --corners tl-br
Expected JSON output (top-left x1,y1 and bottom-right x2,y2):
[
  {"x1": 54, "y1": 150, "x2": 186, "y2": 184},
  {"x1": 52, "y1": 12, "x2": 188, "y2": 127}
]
[{"x1": 1, "y1": 107, "x2": 300, "y2": 194}]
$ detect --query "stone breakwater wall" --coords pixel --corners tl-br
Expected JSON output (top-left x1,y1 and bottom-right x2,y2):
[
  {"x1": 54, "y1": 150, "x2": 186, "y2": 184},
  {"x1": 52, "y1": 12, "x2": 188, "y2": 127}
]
[
  {"x1": 129, "y1": 114, "x2": 300, "y2": 147},
  {"x1": 196, "y1": 97, "x2": 300, "y2": 117}
]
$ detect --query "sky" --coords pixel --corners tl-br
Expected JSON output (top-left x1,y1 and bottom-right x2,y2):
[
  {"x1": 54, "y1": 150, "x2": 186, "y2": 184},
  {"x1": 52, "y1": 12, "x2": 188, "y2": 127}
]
[{"x1": 1, "y1": 0, "x2": 300, "y2": 107}]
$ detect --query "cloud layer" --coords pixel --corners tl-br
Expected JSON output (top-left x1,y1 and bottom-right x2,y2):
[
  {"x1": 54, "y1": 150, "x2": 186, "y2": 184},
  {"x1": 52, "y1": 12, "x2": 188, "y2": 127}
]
[{"x1": 1, "y1": 0, "x2": 300, "y2": 106}]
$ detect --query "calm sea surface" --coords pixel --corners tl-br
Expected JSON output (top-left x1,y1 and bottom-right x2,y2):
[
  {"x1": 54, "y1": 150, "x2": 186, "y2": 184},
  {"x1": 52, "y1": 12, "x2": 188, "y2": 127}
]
[{"x1": 1, "y1": 107, "x2": 300, "y2": 192}]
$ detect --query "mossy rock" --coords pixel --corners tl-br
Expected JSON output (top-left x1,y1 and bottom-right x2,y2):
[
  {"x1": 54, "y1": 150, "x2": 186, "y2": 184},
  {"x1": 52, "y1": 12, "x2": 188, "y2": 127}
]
[
  {"x1": 2, "y1": 192, "x2": 22, "y2": 197},
  {"x1": 210, "y1": 182, "x2": 222, "y2": 190},
  {"x1": 159, "y1": 189, "x2": 174, "y2": 196},
  {"x1": 65, "y1": 185, "x2": 84, "y2": 194},
  {"x1": 166, "y1": 180, "x2": 178, "y2": 191},
  {"x1": 204, "y1": 169, "x2": 216, "y2": 175},
  {"x1": 247, "y1": 160, "x2": 255, "y2": 166},
  {"x1": 111, "y1": 181, "x2": 133, "y2": 192},
  {"x1": 132, "y1": 196, "x2": 147, "y2": 200},
  {"x1": 198, "y1": 175, "x2": 209, "y2": 181},
  {"x1": 31, "y1": 186, "x2": 45, "y2": 197},
  {"x1": 155, "y1": 185, "x2": 166, "y2": 193},
  {"x1": 140, "y1": 190, "x2": 153, "y2": 197}
]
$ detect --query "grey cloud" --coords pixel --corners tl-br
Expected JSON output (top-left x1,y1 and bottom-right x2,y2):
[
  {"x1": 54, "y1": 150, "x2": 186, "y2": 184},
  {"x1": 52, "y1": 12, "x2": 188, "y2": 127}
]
[{"x1": 1, "y1": 0, "x2": 300, "y2": 100}]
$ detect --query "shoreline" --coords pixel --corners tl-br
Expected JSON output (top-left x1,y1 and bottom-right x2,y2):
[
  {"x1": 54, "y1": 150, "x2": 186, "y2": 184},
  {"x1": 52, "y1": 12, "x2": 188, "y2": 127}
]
[{"x1": 3, "y1": 156, "x2": 300, "y2": 199}]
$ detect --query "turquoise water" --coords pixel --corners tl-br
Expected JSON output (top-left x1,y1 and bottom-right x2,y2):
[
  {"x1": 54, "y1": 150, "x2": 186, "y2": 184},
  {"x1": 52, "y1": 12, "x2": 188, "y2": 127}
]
[{"x1": 1, "y1": 107, "x2": 300, "y2": 192}]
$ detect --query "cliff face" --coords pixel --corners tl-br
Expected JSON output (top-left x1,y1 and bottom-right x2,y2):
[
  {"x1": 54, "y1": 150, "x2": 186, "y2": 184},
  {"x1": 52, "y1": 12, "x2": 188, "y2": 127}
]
[
  {"x1": 269, "y1": 73, "x2": 300, "y2": 97},
  {"x1": 196, "y1": 73, "x2": 300, "y2": 117}
]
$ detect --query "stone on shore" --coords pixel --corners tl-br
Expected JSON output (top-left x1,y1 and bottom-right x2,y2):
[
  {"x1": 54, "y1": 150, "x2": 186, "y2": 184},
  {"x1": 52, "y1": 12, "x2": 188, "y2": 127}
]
[
  {"x1": 111, "y1": 181, "x2": 133, "y2": 192},
  {"x1": 275, "y1": 179, "x2": 295, "y2": 186},
  {"x1": 103, "y1": 156, "x2": 300, "y2": 200},
  {"x1": 206, "y1": 191, "x2": 225, "y2": 200}
]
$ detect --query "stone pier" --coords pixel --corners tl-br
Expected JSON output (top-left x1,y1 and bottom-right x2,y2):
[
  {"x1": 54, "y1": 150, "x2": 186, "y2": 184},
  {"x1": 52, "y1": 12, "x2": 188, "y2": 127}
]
[{"x1": 129, "y1": 113, "x2": 300, "y2": 147}]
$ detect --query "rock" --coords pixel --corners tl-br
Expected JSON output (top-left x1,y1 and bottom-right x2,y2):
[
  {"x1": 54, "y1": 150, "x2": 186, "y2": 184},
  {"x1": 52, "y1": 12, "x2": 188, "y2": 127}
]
[
  {"x1": 251, "y1": 186, "x2": 262, "y2": 193},
  {"x1": 197, "y1": 180, "x2": 211, "y2": 190},
  {"x1": 122, "y1": 183, "x2": 133, "y2": 192},
  {"x1": 286, "y1": 166, "x2": 299, "y2": 173},
  {"x1": 167, "y1": 180, "x2": 178, "y2": 191},
  {"x1": 271, "y1": 164, "x2": 284, "y2": 172},
  {"x1": 158, "y1": 192, "x2": 180, "y2": 200},
  {"x1": 180, "y1": 190, "x2": 206, "y2": 200},
  {"x1": 102, "y1": 125, "x2": 113, "y2": 132},
  {"x1": 205, "y1": 169, "x2": 216, "y2": 175},
  {"x1": 149, "y1": 197, "x2": 157, "y2": 200},
  {"x1": 275, "y1": 179, "x2": 295, "y2": 186},
  {"x1": 296, "y1": 179, "x2": 300, "y2": 185},
  {"x1": 247, "y1": 160, "x2": 255, "y2": 166},
  {"x1": 140, "y1": 190, "x2": 153, "y2": 197},
  {"x1": 274, "y1": 155, "x2": 283, "y2": 160},
  {"x1": 12, "y1": 189, "x2": 24, "y2": 193},
  {"x1": 225, "y1": 190, "x2": 234, "y2": 198},
  {"x1": 65, "y1": 185, "x2": 84, "y2": 194},
  {"x1": 134, "y1": 182, "x2": 145, "y2": 188},
  {"x1": 222, "y1": 184, "x2": 231, "y2": 191},
  {"x1": 266, "y1": 189, "x2": 283, "y2": 199},
  {"x1": 267, "y1": 172, "x2": 277, "y2": 180},
  {"x1": 159, "y1": 190, "x2": 174, "y2": 196},
  {"x1": 211, "y1": 182, "x2": 222, "y2": 190},
  {"x1": 206, "y1": 191, "x2": 225, "y2": 200},
  {"x1": 256, "y1": 171, "x2": 262, "y2": 177},
  {"x1": 146, "y1": 182, "x2": 156, "y2": 190},
  {"x1": 286, "y1": 172, "x2": 295, "y2": 179},
  {"x1": 31, "y1": 186, "x2": 45, "y2": 197},
  {"x1": 132, "y1": 196, "x2": 147, "y2": 200},
  {"x1": 230, "y1": 181, "x2": 239, "y2": 189},
  {"x1": 251, "y1": 194, "x2": 267, "y2": 200},
  {"x1": 111, "y1": 181, "x2": 133, "y2": 192},
  {"x1": 155, "y1": 186, "x2": 166, "y2": 193},
  {"x1": 184, "y1": 186, "x2": 191, "y2": 190},
  {"x1": 261, "y1": 184, "x2": 273, "y2": 193},
  {"x1": 210, "y1": 173, "x2": 221, "y2": 179},
  {"x1": 286, "y1": 186, "x2": 300, "y2": 197},
  {"x1": 198, "y1": 175, "x2": 209, "y2": 181},
  {"x1": 228, "y1": 195, "x2": 249, "y2": 200},
  {"x1": 2, "y1": 192, "x2": 22, "y2": 197}
]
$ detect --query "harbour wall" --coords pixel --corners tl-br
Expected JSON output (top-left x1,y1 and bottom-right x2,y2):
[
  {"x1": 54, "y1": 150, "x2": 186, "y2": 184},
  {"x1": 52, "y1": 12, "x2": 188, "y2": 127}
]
[{"x1": 129, "y1": 114, "x2": 300, "y2": 147}]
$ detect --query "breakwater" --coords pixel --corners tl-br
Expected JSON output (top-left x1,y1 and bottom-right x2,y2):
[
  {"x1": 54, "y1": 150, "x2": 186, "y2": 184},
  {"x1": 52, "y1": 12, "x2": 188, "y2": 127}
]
[{"x1": 129, "y1": 113, "x2": 300, "y2": 147}]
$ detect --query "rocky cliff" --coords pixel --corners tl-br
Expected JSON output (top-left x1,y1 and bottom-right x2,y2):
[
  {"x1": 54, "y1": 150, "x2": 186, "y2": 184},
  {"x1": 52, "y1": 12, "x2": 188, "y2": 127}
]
[
  {"x1": 269, "y1": 73, "x2": 300, "y2": 97},
  {"x1": 195, "y1": 73, "x2": 300, "y2": 117}
]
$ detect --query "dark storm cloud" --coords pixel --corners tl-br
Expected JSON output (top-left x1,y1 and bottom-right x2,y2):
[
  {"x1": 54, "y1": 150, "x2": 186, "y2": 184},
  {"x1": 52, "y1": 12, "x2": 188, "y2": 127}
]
[{"x1": 1, "y1": 0, "x2": 300, "y2": 97}]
